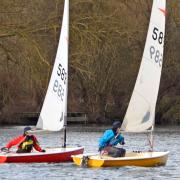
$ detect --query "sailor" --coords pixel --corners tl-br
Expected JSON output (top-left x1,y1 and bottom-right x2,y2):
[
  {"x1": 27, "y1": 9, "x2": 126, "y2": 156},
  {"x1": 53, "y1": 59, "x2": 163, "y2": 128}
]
[
  {"x1": 99, "y1": 120, "x2": 126, "y2": 157},
  {"x1": 1, "y1": 126, "x2": 46, "y2": 153}
]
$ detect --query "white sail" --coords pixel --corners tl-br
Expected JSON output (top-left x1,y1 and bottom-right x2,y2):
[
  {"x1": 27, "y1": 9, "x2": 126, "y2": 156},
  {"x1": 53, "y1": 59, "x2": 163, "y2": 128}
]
[
  {"x1": 37, "y1": 0, "x2": 69, "y2": 131},
  {"x1": 121, "y1": 0, "x2": 166, "y2": 132}
]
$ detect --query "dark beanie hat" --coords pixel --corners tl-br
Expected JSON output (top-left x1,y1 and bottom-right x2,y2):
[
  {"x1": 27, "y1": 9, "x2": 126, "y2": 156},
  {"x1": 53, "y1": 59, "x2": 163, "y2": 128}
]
[
  {"x1": 112, "y1": 121, "x2": 121, "y2": 131},
  {"x1": 23, "y1": 126, "x2": 31, "y2": 134}
]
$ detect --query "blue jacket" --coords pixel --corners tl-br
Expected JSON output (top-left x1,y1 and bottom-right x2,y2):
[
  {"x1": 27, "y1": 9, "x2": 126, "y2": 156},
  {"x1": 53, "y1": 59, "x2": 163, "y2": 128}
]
[{"x1": 99, "y1": 129, "x2": 125, "y2": 150}]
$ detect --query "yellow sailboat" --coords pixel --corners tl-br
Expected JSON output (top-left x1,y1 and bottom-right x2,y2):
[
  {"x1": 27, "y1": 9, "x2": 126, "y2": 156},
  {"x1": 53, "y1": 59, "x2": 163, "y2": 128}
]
[
  {"x1": 72, "y1": 0, "x2": 169, "y2": 167},
  {"x1": 72, "y1": 152, "x2": 169, "y2": 167}
]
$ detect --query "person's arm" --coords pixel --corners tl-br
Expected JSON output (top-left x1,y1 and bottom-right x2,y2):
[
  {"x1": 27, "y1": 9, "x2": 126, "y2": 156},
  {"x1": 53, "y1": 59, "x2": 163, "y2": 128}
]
[
  {"x1": 99, "y1": 130, "x2": 114, "y2": 150},
  {"x1": 118, "y1": 134, "x2": 125, "y2": 145},
  {"x1": 32, "y1": 135, "x2": 45, "y2": 152},
  {"x1": 5, "y1": 136, "x2": 25, "y2": 149},
  {"x1": 109, "y1": 134, "x2": 125, "y2": 146},
  {"x1": 103, "y1": 130, "x2": 115, "y2": 143}
]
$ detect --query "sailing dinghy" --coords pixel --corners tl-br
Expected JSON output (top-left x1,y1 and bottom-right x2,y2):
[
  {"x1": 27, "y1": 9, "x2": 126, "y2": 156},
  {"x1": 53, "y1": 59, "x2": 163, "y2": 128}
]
[
  {"x1": 0, "y1": 0, "x2": 83, "y2": 163},
  {"x1": 72, "y1": 0, "x2": 169, "y2": 167}
]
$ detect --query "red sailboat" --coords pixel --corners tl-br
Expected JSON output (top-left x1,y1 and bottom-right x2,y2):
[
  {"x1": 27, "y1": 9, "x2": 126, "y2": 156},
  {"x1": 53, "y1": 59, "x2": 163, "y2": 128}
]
[{"x1": 0, "y1": 0, "x2": 83, "y2": 163}]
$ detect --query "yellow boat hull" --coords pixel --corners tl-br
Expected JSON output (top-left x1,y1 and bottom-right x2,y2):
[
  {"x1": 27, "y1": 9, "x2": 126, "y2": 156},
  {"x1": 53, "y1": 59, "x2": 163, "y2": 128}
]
[{"x1": 72, "y1": 151, "x2": 169, "y2": 167}]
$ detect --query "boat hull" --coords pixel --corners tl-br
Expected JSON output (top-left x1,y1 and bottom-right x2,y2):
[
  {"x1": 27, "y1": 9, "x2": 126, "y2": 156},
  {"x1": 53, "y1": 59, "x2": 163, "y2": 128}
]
[
  {"x1": 72, "y1": 151, "x2": 169, "y2": 167},
  {"x1": 0, "y1": 147, "x2": 84, "y2": 163}
]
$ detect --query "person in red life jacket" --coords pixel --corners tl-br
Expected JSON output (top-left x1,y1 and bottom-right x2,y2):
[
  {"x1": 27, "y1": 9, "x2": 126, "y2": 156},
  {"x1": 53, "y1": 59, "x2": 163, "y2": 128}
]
[{"x1": 1, "y1": 127, "x2": 46, "y2": 153}]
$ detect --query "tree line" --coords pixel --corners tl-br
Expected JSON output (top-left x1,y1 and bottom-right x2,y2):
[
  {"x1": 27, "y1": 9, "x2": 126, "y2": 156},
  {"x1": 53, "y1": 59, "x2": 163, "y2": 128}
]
[{"x1": 0, "y1": 0, "x2": 179, "y2": 125}]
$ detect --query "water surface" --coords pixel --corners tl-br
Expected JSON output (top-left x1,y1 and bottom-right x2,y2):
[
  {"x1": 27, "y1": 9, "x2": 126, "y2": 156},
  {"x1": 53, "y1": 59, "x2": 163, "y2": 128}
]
[{"x1": 0, "y1": 125, "x2": 179, "y2": 180}]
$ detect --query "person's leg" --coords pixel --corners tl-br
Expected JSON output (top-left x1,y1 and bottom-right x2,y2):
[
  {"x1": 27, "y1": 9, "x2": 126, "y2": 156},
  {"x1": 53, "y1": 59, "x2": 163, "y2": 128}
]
[
  {"x1": 108, "y1": 147, "x2": 126, "y2": 157},
  {"x1": 16, "y1": 149, "x2": 31, "y2": 153}
]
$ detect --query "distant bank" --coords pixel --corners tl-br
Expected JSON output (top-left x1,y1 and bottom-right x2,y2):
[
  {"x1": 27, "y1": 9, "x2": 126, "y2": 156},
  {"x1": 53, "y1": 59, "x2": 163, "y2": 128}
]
[{"x1": 0, "y1": 112, "x2": 88, "y2": 126}]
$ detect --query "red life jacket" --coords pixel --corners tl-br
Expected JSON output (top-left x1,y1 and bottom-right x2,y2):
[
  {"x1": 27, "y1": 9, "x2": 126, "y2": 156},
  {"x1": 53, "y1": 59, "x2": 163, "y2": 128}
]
[{"x1": 6, "y1": 135, "x2": 42, "y2": 152}]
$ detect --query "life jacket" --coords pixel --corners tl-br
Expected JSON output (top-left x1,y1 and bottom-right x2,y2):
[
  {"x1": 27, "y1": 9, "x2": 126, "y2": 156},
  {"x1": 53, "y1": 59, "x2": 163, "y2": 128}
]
[{"x1": 18, "y1": 135, "x2": 34, "y2": 152}]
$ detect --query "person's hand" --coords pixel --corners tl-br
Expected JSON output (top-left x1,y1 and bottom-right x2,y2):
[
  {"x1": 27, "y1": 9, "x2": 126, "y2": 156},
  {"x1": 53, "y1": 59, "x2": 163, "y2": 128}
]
[
  {"x1": 120, "y1": 136, "x2": 125, "y2": 145},
  {"x1": 1, "y1": 147, "x2": 8, "y2": 152},
  {"x1": 41, "y1": 149, "x2": 46, "y2": 152},
  {"x1": 116, "y1": 128, "x2": 121, "y2": 135},
  {"x1": 121, "y1": 141, "x2": 125, "y2": 145}
]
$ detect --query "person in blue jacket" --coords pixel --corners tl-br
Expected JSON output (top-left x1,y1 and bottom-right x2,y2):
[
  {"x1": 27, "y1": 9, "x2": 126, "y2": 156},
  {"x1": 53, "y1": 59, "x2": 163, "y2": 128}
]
[{"x1": 99, "y1": 120, "x2": 126, "y2": 157}]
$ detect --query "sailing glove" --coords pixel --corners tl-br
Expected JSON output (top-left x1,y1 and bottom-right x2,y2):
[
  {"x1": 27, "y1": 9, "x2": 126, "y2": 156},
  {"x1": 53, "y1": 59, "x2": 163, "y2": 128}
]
[
  {"x1": 1, "y1": 147, "x2": 8, "y2": 152},
  {"x1": 121, "y1": 141, "x2": 125, "y2": 145}
]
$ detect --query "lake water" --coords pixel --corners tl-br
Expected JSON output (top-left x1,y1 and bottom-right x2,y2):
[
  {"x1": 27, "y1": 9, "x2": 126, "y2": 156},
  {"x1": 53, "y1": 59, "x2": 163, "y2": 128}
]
[{"x1": 0, "y1": 125, "x2": 179, "y2": 180}]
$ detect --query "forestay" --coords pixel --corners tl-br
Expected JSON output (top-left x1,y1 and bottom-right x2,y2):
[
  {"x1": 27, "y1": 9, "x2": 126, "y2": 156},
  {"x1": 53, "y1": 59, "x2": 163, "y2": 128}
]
[
  {"x1": 37, "y1": 0, "x2": 69, "y2": 131},
  {"x1": 121, "y1": 0, "x2": 166, "y2": 132}
]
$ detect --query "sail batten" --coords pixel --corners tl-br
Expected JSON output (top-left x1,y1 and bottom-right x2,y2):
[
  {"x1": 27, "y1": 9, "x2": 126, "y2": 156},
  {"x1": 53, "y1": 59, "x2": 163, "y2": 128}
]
[
  {"x1": 121, "y1": 0, "x2": 166, "y2": 132},
  {"x1": 36, "y1": 0, "x2": 69, "y2": 131}
]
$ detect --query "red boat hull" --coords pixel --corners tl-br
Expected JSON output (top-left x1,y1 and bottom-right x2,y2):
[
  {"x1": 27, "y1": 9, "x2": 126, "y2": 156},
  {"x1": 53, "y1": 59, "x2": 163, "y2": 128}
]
[{"x1": 0, "y1": 147, "x2": 84, "y2": 163}]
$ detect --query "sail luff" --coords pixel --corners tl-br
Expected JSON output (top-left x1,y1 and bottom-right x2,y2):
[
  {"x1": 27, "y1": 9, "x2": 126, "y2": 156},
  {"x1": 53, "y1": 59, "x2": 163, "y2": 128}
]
[{"x1": 121, "y1": 0, "x2": 166, "y2": 132}]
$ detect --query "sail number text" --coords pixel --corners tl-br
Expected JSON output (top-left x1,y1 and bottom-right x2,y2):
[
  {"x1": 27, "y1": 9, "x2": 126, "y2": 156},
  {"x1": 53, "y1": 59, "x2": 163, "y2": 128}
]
[
  {"x1": 152, "y1": 27, "x2": 164, "y2": 45},
  {"x1": 53, "y1": 63, "x2": 67, "y2": 101},
  {"x1": 57, "y1": 63, "x2": 67, "y2": 85},
  {"x1": 150, "y1": 46, "x2": 162, "y2": 67},
  {"x1": 150, "y1": 27, "x2": 164, "y2": 67}
]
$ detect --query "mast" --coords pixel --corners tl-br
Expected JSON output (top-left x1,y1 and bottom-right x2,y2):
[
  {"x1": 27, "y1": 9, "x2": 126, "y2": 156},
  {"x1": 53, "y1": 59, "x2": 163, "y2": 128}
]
[
  {"x1": 62, "y1": 118, "x2": 67, "y2": 148},
  {"x1": 148, "y1": 125, "x2": 154, "y2": 151},
  {"x1": 62, "y1": 0, "x2": 69, "y2": 148}
]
